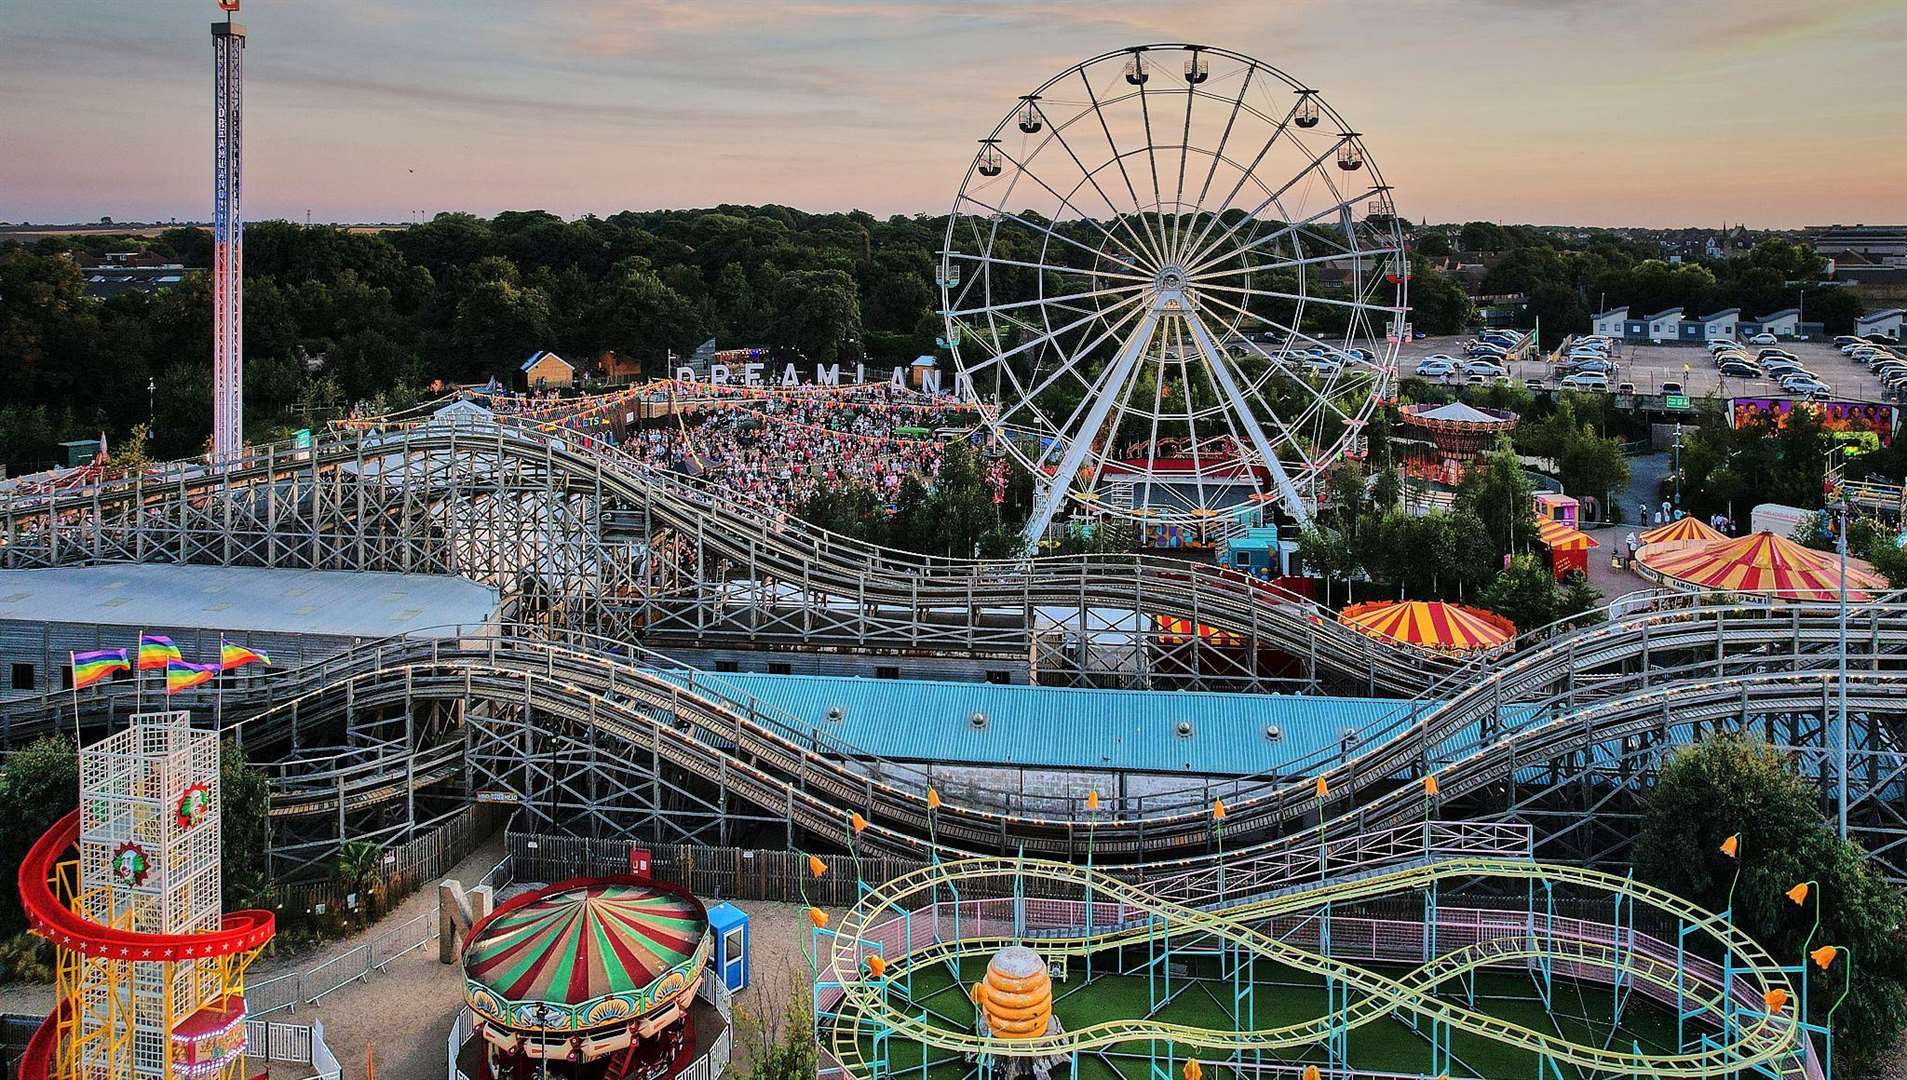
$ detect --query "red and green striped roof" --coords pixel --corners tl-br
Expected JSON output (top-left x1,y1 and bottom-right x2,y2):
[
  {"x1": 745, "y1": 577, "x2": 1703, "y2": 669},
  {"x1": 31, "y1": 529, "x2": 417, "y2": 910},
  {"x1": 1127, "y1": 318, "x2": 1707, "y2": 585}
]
[{"x1": 464, "y1": 882, "x2": 707, "y2": 1010}]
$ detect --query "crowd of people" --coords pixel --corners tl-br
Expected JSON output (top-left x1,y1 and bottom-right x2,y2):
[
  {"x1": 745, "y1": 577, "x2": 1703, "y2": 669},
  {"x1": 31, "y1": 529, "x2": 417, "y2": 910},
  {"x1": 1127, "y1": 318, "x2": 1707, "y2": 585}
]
[{"x1": 618, "y1": 385, "x2": 981, "y2": 510}]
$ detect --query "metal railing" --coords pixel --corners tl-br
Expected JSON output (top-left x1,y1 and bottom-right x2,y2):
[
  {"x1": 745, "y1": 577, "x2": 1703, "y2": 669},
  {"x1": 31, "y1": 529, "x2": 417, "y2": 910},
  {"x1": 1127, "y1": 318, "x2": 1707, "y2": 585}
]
[{"x1": 246, "y1": 909, "x2": 439, "y2": 1016}]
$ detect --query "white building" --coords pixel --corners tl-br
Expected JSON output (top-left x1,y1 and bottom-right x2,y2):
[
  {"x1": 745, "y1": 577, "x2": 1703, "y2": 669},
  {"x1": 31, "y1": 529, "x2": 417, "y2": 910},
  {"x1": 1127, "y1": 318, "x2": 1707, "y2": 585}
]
[
  {"x1": 1695, "y1": 308, "x2": 1740, "y2": 341},
  {"x1": 1645, "y1": 308, "x2": 1683, "y2": 343},
  {"x1": 1756, "y1": 309, "x2": 1801, "y2": 337},
  {"x1": 1592, "y1": 307, "x2": 1628, "y2": 338},
  {"x1": 1856, "y1": 309, "x2": 1904, "y2": 341}
]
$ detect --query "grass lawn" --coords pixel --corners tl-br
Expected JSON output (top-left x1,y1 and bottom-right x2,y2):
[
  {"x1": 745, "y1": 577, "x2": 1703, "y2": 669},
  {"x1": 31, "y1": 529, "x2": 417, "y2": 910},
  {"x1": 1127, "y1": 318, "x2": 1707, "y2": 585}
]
[{"x1": 835, "y1": 948, "x2": 1691, "y2": 1080}]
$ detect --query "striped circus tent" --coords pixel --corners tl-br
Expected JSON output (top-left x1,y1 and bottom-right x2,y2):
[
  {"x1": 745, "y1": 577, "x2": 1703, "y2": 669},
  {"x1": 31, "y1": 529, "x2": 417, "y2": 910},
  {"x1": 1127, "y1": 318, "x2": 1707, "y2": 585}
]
[
  {"x1": 1637, "y1": 531, "x2": 1888, "y2": 602},
  {"x1": 1338, "y1": 600, "x2": 1516, "y2": 655},
  {"x1": 1636, "y1": 517, "x2": 1725, "y2": 552}
]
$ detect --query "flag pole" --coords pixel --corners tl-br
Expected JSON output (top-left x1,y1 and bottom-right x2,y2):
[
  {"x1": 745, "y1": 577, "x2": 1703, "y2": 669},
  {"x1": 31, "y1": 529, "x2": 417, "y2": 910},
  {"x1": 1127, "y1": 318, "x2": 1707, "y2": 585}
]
[{"x1": 69, "y1": 651, "x2": 80, "y2": 743}]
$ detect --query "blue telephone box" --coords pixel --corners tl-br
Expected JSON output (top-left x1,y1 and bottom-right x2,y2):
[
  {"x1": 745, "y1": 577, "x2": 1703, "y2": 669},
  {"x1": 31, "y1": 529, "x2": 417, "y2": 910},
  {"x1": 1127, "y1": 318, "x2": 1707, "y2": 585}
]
[{"x1": 708, "y1": 903, "x2": 749, "y2": 992}]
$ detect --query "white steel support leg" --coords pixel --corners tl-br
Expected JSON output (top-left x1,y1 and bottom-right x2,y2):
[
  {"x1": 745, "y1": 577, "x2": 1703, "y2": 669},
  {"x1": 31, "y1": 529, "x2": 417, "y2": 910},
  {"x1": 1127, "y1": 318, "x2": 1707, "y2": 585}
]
[
  {"x1": 1183, "y1": 308, "x2": 1312, "y2": 524},
  {"x1": 1020, "y1": 306, "x2": 1166, "y2": 549}
]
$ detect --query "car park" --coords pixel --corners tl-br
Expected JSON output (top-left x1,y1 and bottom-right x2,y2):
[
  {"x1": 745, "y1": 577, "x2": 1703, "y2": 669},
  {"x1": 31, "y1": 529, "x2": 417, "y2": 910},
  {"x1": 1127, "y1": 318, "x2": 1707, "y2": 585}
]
[{"x1": 1750, "y1": 333, "x2": 1779, "y2": 344}]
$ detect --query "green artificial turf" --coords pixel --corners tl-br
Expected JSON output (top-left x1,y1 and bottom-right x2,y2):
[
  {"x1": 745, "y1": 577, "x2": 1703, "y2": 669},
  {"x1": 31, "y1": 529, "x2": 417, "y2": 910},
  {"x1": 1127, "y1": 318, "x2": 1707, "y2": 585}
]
[{"x1": 835, "y1": 949, "x2": 1694, "y2": 1080}]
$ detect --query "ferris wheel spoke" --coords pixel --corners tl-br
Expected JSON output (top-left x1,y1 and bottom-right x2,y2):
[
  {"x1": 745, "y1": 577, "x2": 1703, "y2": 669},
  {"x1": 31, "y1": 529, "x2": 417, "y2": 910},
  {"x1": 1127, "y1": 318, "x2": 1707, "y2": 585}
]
[
  {"x1": 1132, "y1": 68, "x2": 1167, "y2": 243},
  {"x1": 986, "y1": 143, "x2": 1160, "y2": 275},
  {"x1": 1077, "y1": 67, "x2": 1171, "y2": 267},
  {"x1": 1188, "y1": 247, "x2": 1402, "y2": 284},
  {"x1": 1184, "y1": 309, "x2": 1310, "y2": 520},
  {"x1": 1019, "y1": 307, "x2": 1167, "y2": 542},
  {"x1": 1183, "y1": 137, "x2": 1352, "y2": 277},
  {"x1": 997, "y1": 297, "x2": 1153, "y2": 432},
  {"x1": 1172, "y1": 82, "x2": 1196, "y2": 263},
  {"x1": 944, "y1": 250, "x2": 1153, "y2": 286},
  {"x1": 1028, "y1": 100, "x2": 1167, "y2": 276},
  {"x1": 1183, "y1": 183, "x2": 1386, "y2": 284},
  {"x1": 944, "y1": 281, "x2": 1148, "y2": 321},
  {"x1": 1193, "y1": 289, "x2": 1373, "y2": 380},
  {"x1": 951, "y1": 289, "x2": 1145, "y2": 379},
  {"x1": 1176, "y1": 91, "x2": 1305, "y2": 272},
  {"x1": 1193, "y1": 281, "x2": 1403, "y2": 318},
  {"x1": 1181, "y1": 67, "x2": 1256, "y2": 266},
  {"x1": 957, "y1": 193, "x2": 1151, "y2": 277}
]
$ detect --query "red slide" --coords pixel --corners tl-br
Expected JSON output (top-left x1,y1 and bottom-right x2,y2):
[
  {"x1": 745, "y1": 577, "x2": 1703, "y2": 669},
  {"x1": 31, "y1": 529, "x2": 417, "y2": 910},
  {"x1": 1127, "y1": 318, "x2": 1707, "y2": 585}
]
[
  {"x1": 14, "y1": 810, "x2": 277, "y2": 1079},
  {"x1": 18, "y1": 810, "x2": 275, "y2": 961}
]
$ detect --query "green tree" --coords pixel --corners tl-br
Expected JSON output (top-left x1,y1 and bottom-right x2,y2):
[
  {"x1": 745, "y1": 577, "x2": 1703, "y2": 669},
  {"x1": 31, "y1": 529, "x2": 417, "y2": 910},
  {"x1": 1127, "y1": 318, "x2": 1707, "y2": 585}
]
[
  {"x1": 0, "y1": 737, "x2": 78, "y2": 934},
  {"x1": 221, "y1": 743, "x2": 274, "y2": 911},
  {"x1": 1634, "y1": 735, "x2": 1907, "y2": 1067},
  {"x1": 1476, "y1": 553, "x2": 1557, "y2": 632},
  {"x1": 1454, "y1": 440, "x2": 1538, "y2": 558},
  {"x1": 335, "y1": 839, "x2": 385, "y2": 928}
]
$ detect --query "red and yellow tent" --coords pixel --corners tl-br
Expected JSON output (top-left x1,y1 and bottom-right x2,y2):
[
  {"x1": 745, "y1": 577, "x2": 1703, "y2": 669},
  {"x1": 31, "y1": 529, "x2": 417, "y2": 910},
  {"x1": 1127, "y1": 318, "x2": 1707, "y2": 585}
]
[
  {"x1": 1637, "y1": 531, "x2": 1887, "y2": 602},
  {"x1": 1339, "y1": 600, "x2": 1516, "y2": 655},
  {"x1": 1636, "y1": 517, "x2": 1725, "y2": 552},
  {"x1": 1535, "y1": 518, "x2": 1599, "y2": 579}
]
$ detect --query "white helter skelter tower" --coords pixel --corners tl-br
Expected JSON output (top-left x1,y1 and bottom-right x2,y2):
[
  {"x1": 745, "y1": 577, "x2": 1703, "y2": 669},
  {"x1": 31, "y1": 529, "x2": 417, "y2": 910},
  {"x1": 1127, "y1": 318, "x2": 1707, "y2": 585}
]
[
  {"x1": 211, "y1": 5, "x2": 245, "y2": 466},
  {"x1": 77, "y1": 713, "x2": 224, "y2": 1079},
  {"x1": 939, "y1": 44, "x2": 1407, "y2": 551}
]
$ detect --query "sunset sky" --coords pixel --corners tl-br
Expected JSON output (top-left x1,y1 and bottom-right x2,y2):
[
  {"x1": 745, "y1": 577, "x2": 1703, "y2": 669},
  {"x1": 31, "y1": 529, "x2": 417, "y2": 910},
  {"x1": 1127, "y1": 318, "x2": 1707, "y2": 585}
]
[{"x1": 4, "y1": 0, "x2": 1902, "y2": 229}]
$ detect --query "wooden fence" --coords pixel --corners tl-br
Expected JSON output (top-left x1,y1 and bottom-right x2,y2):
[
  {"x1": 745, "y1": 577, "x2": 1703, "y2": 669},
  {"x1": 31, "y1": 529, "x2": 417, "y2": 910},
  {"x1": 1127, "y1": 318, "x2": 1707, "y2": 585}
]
[
  {"x1": 506, "y1": 829, "x2": 928, "y2": 906},
  {"x1": 278, "y1": 803, "x2": 502, "y2": 921}
]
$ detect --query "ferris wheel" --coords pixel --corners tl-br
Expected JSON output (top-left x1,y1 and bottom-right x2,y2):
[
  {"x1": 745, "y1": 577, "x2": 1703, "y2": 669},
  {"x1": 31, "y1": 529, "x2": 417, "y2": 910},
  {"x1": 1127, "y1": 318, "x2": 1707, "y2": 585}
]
[{"x1": 939, "y1": 44, "x2": 1407, "y2": 547}]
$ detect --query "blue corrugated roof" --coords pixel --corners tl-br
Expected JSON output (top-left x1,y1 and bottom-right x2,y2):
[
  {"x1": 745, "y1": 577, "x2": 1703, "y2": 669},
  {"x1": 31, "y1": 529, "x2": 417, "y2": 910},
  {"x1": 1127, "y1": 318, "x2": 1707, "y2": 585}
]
[{"x1": 679, "y1": 672, "x2": 1455, "y2": 777}]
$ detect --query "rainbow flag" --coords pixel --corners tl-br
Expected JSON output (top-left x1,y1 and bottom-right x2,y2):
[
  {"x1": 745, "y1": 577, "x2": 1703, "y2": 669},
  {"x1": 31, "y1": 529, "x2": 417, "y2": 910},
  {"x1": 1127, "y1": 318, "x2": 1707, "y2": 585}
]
[
  {"x1": 164, "y1": 659, "x2": 219, "y2": 696},
  {"x1": 220, "y1": 641, "x2": 271, "y2": 671},
  {"x1": 138, "y1": 634, "x2": 183, "y2": 671},
  {"x1": 71, "y1": 649, "x2": 131, "y2": 690}
]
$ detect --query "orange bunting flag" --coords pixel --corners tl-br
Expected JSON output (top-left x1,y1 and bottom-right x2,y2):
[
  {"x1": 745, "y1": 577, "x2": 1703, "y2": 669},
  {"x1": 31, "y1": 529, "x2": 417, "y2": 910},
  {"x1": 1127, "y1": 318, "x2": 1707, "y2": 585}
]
[
  {"x1": 808, "y1": 907, "x2": 830, "y2": 929},
  {"x1": 1763, "y1": 988, "x2": 1789, "y2": 1013},
  {"x1": 866, "y1": 954, "x2": 887, "y2": 978},
  {"x1": 1786, "y1": 882, "x2": 1810, "y2": 906},
  {"x1": 1183, "y1": 1061, "x2": 1202, "y2": 1080},
  {"x1": 1315, "y1": 776, "x2": 1329, "y2": 799},
  {"x1": 1086, "y1": 790, "x2": 1101, "y2": 812},
  {"x1": 851, "y1": 812, "x2": 868, "y2": 834},
  {"x1": 1811, "y1": 945, "x2": 1839, "y2": 971},
  {"x1": 1212, "y1": 798, "x2": 1227, "y2": 821},
  {"x1": 1423, "y1": 774, "x2": 1439, "y2": 797},
  {"x1": 808, "y1": 855, "x2": 828, "y2": 879},
  {"x1": 927, "y1": 787, "x2": 942, "y2": 810},
  {"x1": 1720, "y1": 834, "x2": 1740, "y2": 858}
]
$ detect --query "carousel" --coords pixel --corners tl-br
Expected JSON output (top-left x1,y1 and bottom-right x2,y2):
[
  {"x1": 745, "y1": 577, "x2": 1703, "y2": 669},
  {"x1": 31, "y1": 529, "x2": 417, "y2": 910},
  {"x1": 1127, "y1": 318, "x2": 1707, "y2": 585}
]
[
  {"x1": 461, "y1": 877, "x2": 715, "y2": 1080},
  {"x1": 1338, "y1": 599, "x2": 1516, "y2": 656},
  {"x1": 1396, "y1": 401, "x2": 1520, "y2": 486},
  {"x1": 1634, "y1": 516, "x2": 1726, "y2": 553},
  {"x1": 1637, "y1": 530, "x2": 1888, "y2": 603}
]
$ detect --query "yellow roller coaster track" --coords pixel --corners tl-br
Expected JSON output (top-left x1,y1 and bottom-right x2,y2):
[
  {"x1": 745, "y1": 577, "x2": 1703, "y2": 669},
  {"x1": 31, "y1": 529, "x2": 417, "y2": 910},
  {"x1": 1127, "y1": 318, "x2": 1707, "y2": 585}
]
[{"x1": 824, "y1": 856, "x2": 1803, "y2": 1079}]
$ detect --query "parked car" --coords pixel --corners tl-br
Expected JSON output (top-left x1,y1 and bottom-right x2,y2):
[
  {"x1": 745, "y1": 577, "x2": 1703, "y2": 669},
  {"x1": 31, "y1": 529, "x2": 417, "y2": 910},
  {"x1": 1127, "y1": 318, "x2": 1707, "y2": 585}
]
[
  {"x1": 1566, "y1": 358, "x2": 1611, "y2": 374},
  {"x1": 1616, "y1": 381, "x2": 1637, "y2": 395},
  {"x1": 1717, "y1": 362, "x2": 1762, "y2": 378},
  {"x1": 1559, "y1": 372, "x2": 1609, "y2": 390},
  {"x1": 1414, "y1": 359, "x2": 1457, "y2": 377},
  {"x1": 1462, "y1": 360, "x2": 1508, "y2": 377},
  {"x1": 1750, "y1": 333, "x2": 1779, "y2": 344},
  {"x1": 1661, "y1": 381, "x2": 1685, "y2": 395}
]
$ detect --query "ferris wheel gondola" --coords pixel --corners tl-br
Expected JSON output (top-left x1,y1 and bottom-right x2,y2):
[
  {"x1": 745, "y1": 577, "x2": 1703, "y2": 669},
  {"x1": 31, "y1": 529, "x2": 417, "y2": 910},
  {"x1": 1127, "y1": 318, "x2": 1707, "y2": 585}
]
[{"x1": 939, "y1": 44, "x2": 1406, "y2": 547}]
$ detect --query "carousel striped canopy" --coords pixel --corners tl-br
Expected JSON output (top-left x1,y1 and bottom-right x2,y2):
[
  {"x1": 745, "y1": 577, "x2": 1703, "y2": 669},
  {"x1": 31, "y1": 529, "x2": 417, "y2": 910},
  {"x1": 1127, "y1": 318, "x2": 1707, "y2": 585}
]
[
  {"x1": 1637, "y1": 517, "x2": 1725, "y2": 547},
  {"x1": 464, "y1": 882, "x2": 707, "y2": 1010},
  {"x1": 1338, "y1": 600, "x2": 1516, "y2": 654},
  {"x1": 1638, "y1": 531, "x2": 1887, "y2": 601}
]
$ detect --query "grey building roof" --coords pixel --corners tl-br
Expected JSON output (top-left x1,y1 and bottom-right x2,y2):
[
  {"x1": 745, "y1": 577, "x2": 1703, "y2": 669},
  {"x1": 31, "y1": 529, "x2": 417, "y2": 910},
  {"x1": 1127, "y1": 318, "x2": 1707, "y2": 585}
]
[
  {"x1": 1644, "y1": 308, "x2": 1683, "y2": 321},
  {"x1": 1699, "y1": 308, "x2": 1741, "y2": 321},
  {"x1": 0, "y1": 564, "x2": 498, "y2": 639},
  {"x1": 1758, "y1": 308, "x2": 1801, "y2": 320}
]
